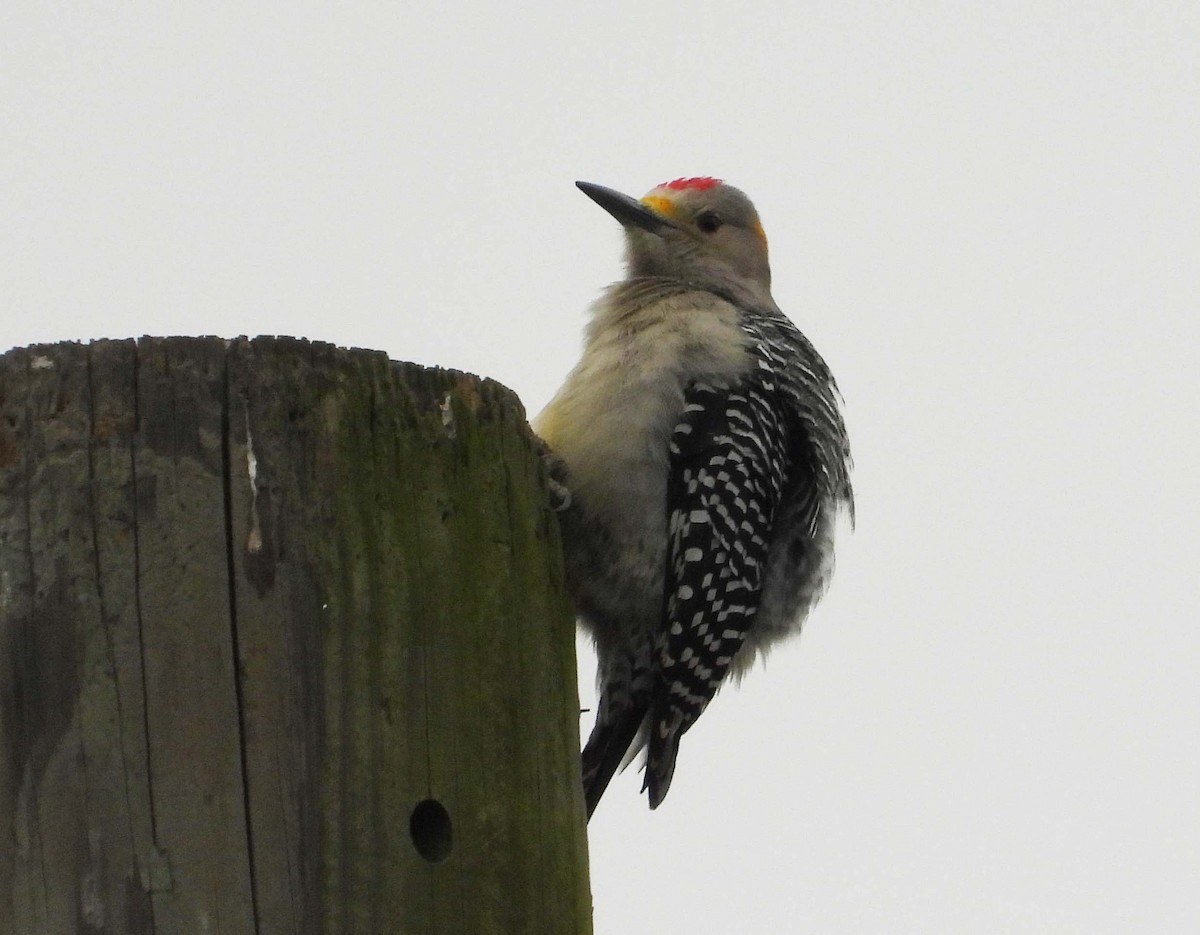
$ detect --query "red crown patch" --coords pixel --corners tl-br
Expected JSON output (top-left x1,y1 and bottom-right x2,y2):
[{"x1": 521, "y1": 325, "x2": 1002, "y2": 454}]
[{"x1": 660, "y1": 177, "x2": 722, "y2": 192}]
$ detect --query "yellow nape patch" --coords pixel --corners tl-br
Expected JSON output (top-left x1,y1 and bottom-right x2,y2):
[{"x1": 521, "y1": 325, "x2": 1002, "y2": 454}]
[
  {"x1": 532, "y1": 406, "x2": 560, "y2": 447},
  {"x1": 640, "y1": 195, "x2": 676, "y2": 219},
  {"x1": 753, "y1": 220, "x2": 769, "y2": 249}
]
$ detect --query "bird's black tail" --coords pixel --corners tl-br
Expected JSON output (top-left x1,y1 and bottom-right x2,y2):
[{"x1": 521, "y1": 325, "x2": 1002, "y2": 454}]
[{"x1": 581, "y1": 704, "x2": 647, "y2": 820}]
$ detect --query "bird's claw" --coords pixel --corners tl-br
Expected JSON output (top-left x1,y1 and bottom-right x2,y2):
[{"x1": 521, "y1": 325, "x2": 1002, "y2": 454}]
[{"x1": 537, "y1": 439, "x2": 572, "y2": 512}]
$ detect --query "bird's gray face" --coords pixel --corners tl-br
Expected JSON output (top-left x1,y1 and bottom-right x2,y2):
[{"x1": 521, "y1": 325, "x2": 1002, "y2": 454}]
[{"x1": 577, "y1": 178, "x2": 773, "y2": 300}]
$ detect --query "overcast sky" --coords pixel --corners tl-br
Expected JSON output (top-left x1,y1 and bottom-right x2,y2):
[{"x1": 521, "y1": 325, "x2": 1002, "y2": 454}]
[{"x1": 4, "y1": 3, "x2": 1198, "y2": 932}]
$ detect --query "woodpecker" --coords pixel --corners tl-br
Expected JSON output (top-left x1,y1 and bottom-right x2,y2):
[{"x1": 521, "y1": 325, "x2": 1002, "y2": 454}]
[{"x1": 535, "y1": 177, "x2": 853, "y2": 818}]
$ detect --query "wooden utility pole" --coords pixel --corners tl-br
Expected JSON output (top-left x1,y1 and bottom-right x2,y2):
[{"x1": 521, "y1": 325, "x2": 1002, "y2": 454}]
[{"x1": 0, "y1": 337, "x2": 592, "y2": 934}]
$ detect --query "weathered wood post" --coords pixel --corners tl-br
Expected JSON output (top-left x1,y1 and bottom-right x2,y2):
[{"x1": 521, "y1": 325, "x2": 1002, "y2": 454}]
[{"x1": 0, "y1": 337, "x2": 592, "y2": 934}]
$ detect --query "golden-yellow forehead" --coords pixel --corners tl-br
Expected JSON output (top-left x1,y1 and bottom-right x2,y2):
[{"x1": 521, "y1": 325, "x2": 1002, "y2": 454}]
[{"x1": 640, "y1": 194, "x2": 677, "y2": 218}]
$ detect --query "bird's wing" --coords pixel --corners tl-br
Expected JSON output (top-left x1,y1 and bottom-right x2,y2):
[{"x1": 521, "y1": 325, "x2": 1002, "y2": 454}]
[{"x1": 645, "y1": 363, "x2": 790, "y2": 807}]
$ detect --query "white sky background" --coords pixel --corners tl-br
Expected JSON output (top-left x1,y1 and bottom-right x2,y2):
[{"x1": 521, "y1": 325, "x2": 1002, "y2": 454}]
[{"x1": 4, "y1": 2, "x2": 1198, "y2": 931}]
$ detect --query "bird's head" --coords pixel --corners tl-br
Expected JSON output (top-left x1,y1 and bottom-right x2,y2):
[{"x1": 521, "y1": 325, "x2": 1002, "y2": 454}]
[{"x1": 577, "y1": 177, "x2": 773, "y2": 304}]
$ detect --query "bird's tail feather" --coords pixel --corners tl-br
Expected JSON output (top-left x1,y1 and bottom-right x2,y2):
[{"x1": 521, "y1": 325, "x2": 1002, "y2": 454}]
[{"x1": 581, "y1": 705, "x2": 647, "y2": 820}]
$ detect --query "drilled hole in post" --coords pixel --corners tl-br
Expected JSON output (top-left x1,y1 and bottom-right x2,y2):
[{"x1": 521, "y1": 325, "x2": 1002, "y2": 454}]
[{"x1": 409, "y1": 799, "x2": 453, "y2": 863}]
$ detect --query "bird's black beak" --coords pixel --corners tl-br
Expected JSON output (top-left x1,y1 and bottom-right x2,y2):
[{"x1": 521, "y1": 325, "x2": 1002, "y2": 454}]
[{"x1": 576, "y1": 181, "x2": 676, "y2": 234}]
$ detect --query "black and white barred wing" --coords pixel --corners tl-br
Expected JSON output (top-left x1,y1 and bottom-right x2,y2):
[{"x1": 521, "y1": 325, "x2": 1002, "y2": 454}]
[{"x1": 645, "y1": 371, "x2": 789, "y2": 807}]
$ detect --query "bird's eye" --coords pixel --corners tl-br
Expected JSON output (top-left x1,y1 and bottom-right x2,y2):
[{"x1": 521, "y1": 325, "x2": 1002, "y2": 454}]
[{"x1": 696, "y1": 212, "x2": 723, "y2": 234}]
